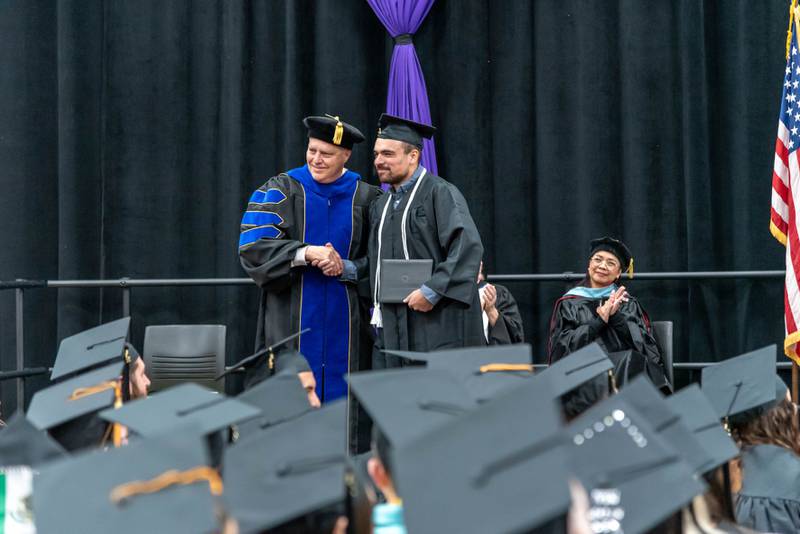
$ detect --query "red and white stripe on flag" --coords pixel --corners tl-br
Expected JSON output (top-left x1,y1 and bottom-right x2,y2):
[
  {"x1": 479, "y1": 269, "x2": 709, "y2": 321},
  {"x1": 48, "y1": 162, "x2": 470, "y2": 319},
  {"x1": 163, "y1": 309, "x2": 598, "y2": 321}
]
[{"x1": 772, "y1": 1, "x2": 800, "y2": 365}]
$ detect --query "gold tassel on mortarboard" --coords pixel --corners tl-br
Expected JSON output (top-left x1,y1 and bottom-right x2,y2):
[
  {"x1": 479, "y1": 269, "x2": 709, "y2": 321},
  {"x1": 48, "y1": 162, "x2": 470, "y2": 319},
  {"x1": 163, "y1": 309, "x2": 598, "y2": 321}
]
[
  {"x1": 109, "y1": 466, "x2": 223, "y2": 505},
  {"x1": 68, "y1": 379, "x2": 125, "y2": 448},
  {"x1": 627, "y1": 258, "x2": 634, "y2": 279},
  {"x1": 479, "y1": 363, "x2": 535, "y2": 374},
  {"x1": 326, "y1": 114, "x2": 344, "y2": 145}
]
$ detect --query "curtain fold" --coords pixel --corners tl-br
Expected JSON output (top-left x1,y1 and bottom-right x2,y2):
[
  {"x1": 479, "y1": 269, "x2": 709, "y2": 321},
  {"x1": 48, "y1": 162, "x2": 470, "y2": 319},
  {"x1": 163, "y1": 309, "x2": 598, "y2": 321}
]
[{"x1": 367, "y1": 0, "x2": 438, "y2": 174}]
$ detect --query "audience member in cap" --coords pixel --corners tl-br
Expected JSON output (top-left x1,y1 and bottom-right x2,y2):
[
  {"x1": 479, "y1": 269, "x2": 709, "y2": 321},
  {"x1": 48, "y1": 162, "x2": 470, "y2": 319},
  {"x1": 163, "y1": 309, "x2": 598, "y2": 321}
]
[
  {"x1": 368, "y1": 113, "x2": 484, "y2": 367},
  {"x1": 732, "y1": 382, "x2": 800, "y2": 533},
  {"x1": 238, "y1": 114, "x2": 380, "y2": 449},
  {"x1": 477, "y1": 261, "x2": 525, "y2": 345},
  {"x1": 367, "y1": 427, "x2": 406, "y2": 534},
  {"x1": 547, "y1": 237, "x2": 670, "y2": 391}
]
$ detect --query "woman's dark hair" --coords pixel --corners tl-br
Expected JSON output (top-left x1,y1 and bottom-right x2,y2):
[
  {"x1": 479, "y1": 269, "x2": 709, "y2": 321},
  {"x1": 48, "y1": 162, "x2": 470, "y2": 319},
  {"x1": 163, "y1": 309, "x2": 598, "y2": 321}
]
[
  {"x1": 701, "y1": 465, "x2": 737, "y2": 524},
  {"x1": 734, "y1": 397, "x2": 800, "y2": 457}
]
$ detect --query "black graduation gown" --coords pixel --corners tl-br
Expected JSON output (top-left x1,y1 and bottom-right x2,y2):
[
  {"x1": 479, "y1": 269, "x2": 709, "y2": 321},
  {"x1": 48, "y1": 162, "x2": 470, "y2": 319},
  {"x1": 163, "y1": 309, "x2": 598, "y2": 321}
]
[
  {"x1": 736, "y1": 444, "x2": 800, "y2": 534},
  {"x1": 239, "y1": 171, "x2": 380, "y2": 449},
  {"x1": 547, "y1": 294, "x2": 670, "y2": 391},
  {"x1": 480, "y1": 282, "x2": 525, "y2": 345},
  {"x1": 368, "y1": 172, "x2": 484, "y2": 368}
]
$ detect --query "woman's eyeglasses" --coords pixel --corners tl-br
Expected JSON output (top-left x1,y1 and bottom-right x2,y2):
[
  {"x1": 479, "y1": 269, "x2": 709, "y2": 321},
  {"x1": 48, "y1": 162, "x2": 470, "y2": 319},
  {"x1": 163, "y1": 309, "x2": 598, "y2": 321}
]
[{"x1": 591, "y1": 256, "x2": 619, "y2": 269}]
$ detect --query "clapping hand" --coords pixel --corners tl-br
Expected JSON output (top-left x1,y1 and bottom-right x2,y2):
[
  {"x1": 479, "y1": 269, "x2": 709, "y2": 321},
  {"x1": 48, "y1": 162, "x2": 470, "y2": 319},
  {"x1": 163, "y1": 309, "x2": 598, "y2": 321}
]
[
  {"x1": 481, "y1": 283, "x2": 500, "y2": 326},
  {"x1": 596, "y1": 286, "x2": 629, "y2": 323},
  {"x1": 306, "y1": 243, "x2": 344, "y2": 277}
]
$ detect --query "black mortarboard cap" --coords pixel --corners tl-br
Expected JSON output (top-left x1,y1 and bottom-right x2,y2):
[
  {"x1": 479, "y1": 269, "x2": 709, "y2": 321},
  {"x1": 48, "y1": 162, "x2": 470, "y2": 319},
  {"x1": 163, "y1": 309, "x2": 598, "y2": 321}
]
[
  {"x1": 376, "y1": 113, "x2": 436, "y2": 149},
  {"x1": 223, "y1": 400, "x2": 347, "y2": 533},
  {"x1": 234, "y1": 371, "x2": 312, "y2": 439},
  {"x1": 33, "y1": 431, "x2": 221, "y2": 534},
  {"x1": 216, "y1": 329, "x2": 309, "y2": 381},
  {"x1": 98, "y1": 383, "x2": 260, "y2": 438},
  {"x1": 347, "y1": 368, "x2": 477, "y2": 448},
  {"x1": 383, "y1": 344, "x2": 535, "y2": 403},
  {"x1": 26, "y1": 360, "x2": 125, "y2": 430},
  {"x1": 589, "y1": 237, "x2": 634, "y2": 278},
  {"x1": 0, "y1": 412, "x2": 66, "y2": 467},
  {"x1": 303, "y1": 115, "x2": 365, "y2": 150},
  {"x1": 617, "y1": 376, "x2": 712, "y2": 475},
  {"x1": 568, "y1": 395, "x2": 706, "y2": 534},
  {"x1": 394, "y1": 379, "x2": 571, "y2": 534},
  {"x1": 274, "y1": 349, "x2": 312, "y2": 375},
  {"x1": 50, "y1": 317, "x2": 131, "y2": 380},
  {"x1": 665, "y1": 384, "x2": 739, "y2": 473},
  {"x1": 701, "y1": 345, "x2": 786, "y2": 425},
  {"x1": 537, "y1": 342, "x2": 613, "y2": 398}
]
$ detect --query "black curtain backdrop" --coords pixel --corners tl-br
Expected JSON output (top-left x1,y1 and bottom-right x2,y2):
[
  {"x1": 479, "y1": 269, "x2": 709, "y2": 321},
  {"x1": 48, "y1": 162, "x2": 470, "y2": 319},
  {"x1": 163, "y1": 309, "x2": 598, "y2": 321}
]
[{"x1": 0, "y1": 0, "x2": 790, "y2": 414}]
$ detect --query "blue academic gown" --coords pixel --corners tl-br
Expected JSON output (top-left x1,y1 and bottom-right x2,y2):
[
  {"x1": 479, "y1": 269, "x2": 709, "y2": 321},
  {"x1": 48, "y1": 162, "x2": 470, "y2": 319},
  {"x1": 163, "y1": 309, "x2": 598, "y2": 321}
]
[{"x1": 239, "y1": 165, "x2": 379, "y2": 404}]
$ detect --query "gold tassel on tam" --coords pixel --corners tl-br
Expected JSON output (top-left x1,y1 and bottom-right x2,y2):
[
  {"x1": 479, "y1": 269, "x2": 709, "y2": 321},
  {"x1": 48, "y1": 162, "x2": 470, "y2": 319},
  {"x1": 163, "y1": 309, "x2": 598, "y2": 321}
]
[
  {"x1": 627, "y1": 258, "x2": 634, "y2": 279},
  {"x1": 326, "y1": 114, "x2": 344, "y2": 145}
]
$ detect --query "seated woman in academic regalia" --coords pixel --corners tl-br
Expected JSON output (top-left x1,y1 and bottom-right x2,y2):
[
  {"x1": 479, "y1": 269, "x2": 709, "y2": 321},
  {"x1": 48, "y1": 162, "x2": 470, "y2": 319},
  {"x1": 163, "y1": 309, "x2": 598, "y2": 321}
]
[{"x1": 547, "y1": 237, "x2": 670, "y2": 392}]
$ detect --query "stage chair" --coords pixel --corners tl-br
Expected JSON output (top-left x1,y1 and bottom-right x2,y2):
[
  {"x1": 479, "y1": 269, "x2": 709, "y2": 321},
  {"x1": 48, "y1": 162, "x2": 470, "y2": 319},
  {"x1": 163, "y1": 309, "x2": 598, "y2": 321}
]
[
  {"x1": 143, "y1": 325, "x2": 226, "y2": 394},
  {"x1": 651, "y1": 320, "x2": 674, "y2": 388}
]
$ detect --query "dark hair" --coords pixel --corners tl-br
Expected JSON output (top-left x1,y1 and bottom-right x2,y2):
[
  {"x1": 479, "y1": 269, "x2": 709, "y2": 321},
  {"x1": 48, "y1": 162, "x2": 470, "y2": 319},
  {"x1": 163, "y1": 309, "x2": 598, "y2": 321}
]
[
  {"x1": 734, "y1": 397, "x2": 800, "y2": 457},
  {"x1": 700, "y1": 465, "x2": 737, "y2": 524},
  {"x1": 401, "y1": 142, "x2": 421, "y2": 155}
]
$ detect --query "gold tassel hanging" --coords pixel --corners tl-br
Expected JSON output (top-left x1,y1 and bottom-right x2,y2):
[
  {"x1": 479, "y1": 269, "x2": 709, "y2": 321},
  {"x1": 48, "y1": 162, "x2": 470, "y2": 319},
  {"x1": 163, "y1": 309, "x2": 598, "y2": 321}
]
[
  {"x1": 627, "y1": 258, "x2": 634, "y2": 279},
  {"x1": 68, "y1": 378, "x2": 125, "y2": 448},
  {"x1": 111, "y1": 380, "x2": 123, "y2": 448},
  {"x1": 332, "y1": 117, "x2": 344, "y2": 145},
  {"x1": 325, "y1": 114, "x2": 344, "y2": 145}
]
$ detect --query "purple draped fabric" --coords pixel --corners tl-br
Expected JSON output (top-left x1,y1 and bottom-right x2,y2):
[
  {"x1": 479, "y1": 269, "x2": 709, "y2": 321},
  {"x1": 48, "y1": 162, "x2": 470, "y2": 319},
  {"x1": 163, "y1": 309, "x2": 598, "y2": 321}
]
[{"x1": 367, "y1": 0, "x2": 438, "y2": 175}]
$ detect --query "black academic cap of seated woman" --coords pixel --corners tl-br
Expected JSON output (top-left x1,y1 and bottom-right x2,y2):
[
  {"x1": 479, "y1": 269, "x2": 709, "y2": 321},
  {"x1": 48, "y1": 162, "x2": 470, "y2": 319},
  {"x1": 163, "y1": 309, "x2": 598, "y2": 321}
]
[
  {"x1": 589, "y1": 236, "x2": 633, "y2": 273},
  {"x1": 701, "y1": 345, "x2": 788, "y2": 426}
]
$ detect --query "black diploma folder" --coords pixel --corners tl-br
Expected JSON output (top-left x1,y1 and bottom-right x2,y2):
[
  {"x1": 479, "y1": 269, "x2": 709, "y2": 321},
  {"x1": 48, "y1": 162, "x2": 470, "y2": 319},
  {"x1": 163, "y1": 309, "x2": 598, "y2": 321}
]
[{"x1": 378, "y1": 259, "x2": 434, "y2": 303}]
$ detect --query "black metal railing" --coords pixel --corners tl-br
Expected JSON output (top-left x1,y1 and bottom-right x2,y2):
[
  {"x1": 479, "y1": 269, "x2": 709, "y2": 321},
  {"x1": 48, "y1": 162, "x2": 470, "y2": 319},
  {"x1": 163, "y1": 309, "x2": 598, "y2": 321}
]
[{"x1": 0, "y1": 270, "x2": 791, "y2": 409}]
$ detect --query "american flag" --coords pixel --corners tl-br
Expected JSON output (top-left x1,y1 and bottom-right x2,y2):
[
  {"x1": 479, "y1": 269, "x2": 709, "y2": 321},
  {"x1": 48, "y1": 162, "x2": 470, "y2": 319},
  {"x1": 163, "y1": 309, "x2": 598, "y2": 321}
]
[{"x1": 771, "y1": 4, "x2": 800, "y2": 365}]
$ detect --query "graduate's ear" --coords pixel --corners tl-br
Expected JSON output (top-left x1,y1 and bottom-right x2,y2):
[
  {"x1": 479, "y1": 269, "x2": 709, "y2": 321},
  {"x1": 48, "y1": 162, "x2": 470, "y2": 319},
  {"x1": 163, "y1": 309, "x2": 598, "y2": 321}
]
[{"x1": 341, "y1": 148, "x2": 352, "y2": 163}]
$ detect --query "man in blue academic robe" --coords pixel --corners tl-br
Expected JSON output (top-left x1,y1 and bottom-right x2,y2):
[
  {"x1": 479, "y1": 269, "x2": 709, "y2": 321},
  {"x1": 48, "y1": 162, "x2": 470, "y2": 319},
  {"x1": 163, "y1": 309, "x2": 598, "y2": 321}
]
[{"x1": 238, "y1": 116, "x2": 381, "y2": 422}]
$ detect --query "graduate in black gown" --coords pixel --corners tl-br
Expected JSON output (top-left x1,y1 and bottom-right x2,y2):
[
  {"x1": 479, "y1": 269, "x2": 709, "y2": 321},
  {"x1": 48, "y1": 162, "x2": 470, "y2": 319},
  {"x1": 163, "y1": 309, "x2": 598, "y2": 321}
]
[
  {"x1": 477, "y1": 261, "x2": 525, "y2": 345},
  {"x1": 367, "y1": 114, "x2": 484, "y2": 368},
  {"x1": 733, "y1": 380, "x2": 800, "y2": 533},
  {"x1": 547, "y1": 237, "x2": 670, "y2": 391},
  {"x1": 701, "y1": 345, "x2": 800, "y2": 534}
]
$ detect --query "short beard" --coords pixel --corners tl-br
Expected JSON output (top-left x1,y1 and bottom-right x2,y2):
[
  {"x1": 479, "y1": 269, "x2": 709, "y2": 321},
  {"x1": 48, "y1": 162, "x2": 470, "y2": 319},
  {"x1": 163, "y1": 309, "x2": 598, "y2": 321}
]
[{"x1": 376, "y1": 169, "x2": 404, "y2": 185}]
